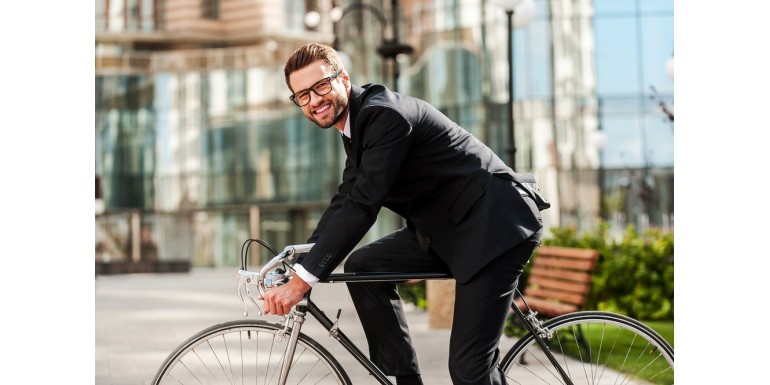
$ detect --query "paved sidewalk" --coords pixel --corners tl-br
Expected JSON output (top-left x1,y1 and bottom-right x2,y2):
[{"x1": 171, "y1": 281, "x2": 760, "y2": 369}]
[{"x1": 95, "y1": 267, "x2": 520, "y2": 384}]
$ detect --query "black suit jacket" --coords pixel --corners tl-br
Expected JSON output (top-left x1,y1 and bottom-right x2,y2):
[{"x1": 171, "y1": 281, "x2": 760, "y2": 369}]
[{"x1": 304, "y1": 84, "x2": 542, "y2": 283}]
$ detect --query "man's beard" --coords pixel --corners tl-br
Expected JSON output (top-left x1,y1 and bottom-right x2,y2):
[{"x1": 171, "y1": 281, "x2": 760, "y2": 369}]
[{"x1": 309, "y1": 92, "x2": 347, "y2": 129}]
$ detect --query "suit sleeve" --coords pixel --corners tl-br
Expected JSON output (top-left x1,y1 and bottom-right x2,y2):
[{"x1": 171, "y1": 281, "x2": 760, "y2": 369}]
[{"x1": 300, "y1": 106, "x2": 413, "y2": 279}]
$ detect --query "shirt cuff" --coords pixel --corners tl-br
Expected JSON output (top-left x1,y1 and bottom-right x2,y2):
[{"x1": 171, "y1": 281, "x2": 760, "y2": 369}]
[{"x1": 293, "y1": 263, "x2": 319, "y2": 287}]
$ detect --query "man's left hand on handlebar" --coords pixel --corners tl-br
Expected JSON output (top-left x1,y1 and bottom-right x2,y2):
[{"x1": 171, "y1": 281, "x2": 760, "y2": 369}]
[{"x1": 259, "y1": 275, "x2": 311, "y2": 315}]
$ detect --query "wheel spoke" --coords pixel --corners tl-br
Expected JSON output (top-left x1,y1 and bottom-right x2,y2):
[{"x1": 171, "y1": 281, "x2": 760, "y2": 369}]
[
  {"x1": 152, "y1": 320, "x2": 350, "y2": 385},
  {"x1": 501, "y1": 312, "x2": 673, "y2": 385}
]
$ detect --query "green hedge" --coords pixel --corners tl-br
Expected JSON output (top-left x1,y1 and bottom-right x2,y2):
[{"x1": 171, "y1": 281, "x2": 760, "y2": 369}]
[
  {"x1": 398, "y1": 279, "x2": 427, "y2": 309},
  {"x1": 542, "y1": 223, "x2": 674, "y2": 321}
]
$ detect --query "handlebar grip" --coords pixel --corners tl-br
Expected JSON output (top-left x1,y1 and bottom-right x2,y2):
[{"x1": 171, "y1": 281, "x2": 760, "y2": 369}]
[{"x1": 285, "y1": 243, "x2": 314, "y2": 254}]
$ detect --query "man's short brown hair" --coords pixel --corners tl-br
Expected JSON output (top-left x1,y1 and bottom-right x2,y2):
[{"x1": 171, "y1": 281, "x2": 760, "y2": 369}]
[{"x1": 283, "y1": 43, "x2": 344, "y2": 92}]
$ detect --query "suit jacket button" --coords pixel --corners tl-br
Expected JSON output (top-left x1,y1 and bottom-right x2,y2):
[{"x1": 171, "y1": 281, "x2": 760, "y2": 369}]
[
  {"x1": 319, "y1": 252, "x2": 332, "y2": 268},
  {"x1": 424, "y1": 237, "x2": 431, "y2": 244}
]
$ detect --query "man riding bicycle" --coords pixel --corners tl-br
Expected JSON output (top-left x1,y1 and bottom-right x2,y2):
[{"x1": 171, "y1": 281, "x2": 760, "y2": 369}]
[{"x1": 261, "y1": 43, "x2": 544, "y2": 385}]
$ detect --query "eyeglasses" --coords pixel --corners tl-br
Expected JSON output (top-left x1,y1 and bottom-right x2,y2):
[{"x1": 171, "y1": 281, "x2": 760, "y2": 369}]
[{"x1": 289, "y1": 71, "x2": 341, "y2": 107}]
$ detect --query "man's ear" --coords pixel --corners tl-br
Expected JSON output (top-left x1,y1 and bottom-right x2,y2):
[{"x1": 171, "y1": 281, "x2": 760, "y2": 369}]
[{"x1": 341, "y1": 70, "x2": 351, "y2": 90}]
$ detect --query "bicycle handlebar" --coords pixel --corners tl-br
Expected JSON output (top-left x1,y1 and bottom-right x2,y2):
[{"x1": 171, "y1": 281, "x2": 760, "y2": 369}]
[
  {"x1": 235, "y1": 240, "x2": 453, "y2": 317},
  {"x1": 237, "y1": 242, "x2": 315, "y2": 317}
]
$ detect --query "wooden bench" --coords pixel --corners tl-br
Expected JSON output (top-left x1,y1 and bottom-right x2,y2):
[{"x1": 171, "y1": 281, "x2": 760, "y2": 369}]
[{"x1": 514, "y1": 246, "x2": 601, "y2": 317}]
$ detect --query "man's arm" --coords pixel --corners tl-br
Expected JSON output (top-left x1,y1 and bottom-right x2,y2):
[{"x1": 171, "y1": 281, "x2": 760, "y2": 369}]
[{"x1": 299, "y1": 107, "x2": 414, "y2": 280}]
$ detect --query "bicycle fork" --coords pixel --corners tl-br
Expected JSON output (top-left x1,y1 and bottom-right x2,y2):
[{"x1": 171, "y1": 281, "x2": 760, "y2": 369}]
[
  {"x1": 509, "y1": 303, "x2": 575, "y2": 385},
  {"x1": 278, "y1": 308, "x2": 307, "y2": 385}
]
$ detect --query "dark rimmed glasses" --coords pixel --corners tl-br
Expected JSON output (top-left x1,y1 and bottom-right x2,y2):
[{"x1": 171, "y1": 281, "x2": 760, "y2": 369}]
[{"x1": 289, "y1": 71, "x2": 341, "y2": 107}]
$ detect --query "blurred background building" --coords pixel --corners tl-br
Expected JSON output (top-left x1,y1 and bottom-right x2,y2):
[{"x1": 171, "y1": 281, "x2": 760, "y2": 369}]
[{"x1": 95, "y1": 0, "x2": 674, "y2": 268}]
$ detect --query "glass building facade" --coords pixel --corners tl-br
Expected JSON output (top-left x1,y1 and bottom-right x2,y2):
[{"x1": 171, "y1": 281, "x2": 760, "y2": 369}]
[{"x1": 95, "y1": 0, "x2": 673, "y2": 267}]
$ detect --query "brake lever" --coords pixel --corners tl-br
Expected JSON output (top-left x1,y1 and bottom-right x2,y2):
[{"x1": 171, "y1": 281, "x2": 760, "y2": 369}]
[{"x1": 237, "y1": 270, "x2": 263, "y2": 316}]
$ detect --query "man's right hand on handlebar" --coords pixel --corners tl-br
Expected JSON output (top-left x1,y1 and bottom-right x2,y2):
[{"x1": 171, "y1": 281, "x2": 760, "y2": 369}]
[{"x1": 258, "y1": 275, "x2": 311, "y2": 316}]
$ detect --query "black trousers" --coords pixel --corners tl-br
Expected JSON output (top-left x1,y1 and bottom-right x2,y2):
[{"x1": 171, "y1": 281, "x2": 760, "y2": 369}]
[{"x1": 344, "y1": 226, "x2": 542, "y2": 385}]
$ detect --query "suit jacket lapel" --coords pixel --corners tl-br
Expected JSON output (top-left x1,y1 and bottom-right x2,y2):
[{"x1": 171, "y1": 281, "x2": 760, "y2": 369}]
[
  {"x1": 346, "y1": 86, "x2": 365, "y2": 168},
  {"x1": 341, "y1": 134, "x2": 352, "y2": 159}
]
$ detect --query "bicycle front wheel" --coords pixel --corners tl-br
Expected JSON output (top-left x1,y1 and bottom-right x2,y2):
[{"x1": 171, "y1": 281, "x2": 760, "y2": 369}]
[
  {"x1": 152, "y1": 319, "x2": 351, "y2": 385},
  {"x1": 500, "y1": 311, "x2": 674, "y2": 385}
]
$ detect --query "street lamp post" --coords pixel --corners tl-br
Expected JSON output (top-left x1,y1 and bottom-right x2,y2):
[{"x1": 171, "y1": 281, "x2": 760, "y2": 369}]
[
  {"x1": 491, "y1": 0, "x2": 535, "y2": 171},
  {"x1": 309, "y1": 1, "x2": 414, "y2": 92},
  {"x1": 592, "y1": 98, "x2": 608, "y2": 220}
]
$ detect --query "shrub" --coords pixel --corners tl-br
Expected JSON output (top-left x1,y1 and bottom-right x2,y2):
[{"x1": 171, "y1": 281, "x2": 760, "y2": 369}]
[
  {"x1": 544, "y1": 222, "x2": 674, "y2": 320},
  {"x1": 398, "y1": 281, "x2": 427, "y2": 309}
]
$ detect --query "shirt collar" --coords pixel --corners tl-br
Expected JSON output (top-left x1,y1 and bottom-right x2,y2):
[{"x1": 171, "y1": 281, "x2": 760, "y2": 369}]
[{"x1": 342, "y1": 111, "x2": 351, "y2": 138}]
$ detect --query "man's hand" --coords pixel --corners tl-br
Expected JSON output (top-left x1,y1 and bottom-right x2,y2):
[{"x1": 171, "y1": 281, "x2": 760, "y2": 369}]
[{"x1": 259, "y1": 275, "x2": 311, "y2": 316}]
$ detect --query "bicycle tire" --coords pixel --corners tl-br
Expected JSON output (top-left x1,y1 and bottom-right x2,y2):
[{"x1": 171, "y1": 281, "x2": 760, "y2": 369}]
[
  {"x1": 500, "y1": 311, "x2": 674, "y2": 385},
  {"x1": 152, "y1": 319, "x2": 352, "y2": 385}
]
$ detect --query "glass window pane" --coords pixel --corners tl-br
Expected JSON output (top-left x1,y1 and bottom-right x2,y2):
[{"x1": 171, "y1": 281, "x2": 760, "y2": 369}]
[
  {"x1": 594, "y1": 17, "x2": 640, "y2": 95},
  {"x1": 285, "y1": 0, "x2": 305, "y2": 31},
  {"x1": 208, "y1": 70, "x2": 228, "y2": 117},
  {"x1": 96, "y1": 0, "x2": 106, "y2": 30},
  {"x1": 643, "y1": 115, "x2": 674, "y2": 167},
  {"x1": 247, "y1": 68, "x2": 270, "y2": 105},
  {"x1": 593, "y1": 0, "x2": 636, "y2": 15},
  {"x1": 640, "y1": 0, "x2": 674, "y2": 13},
  {"x1": 228, "y1": 70, "x2": 246, "y2": 110},
  {"x1": 109, "y1": 0, "x2": 124, "y2": 31},
  {"x1": 641, "y1": 15, "x2": 675, "y2": 95},
  {"x1": 518, "y1": 18, "x2": 551, "y2": 98},
  {"x1": 142, "y1": 0, "x2": 154, "y2": 31},
  {"x1": 127, "y1": 0, "x2": 138, "y2": 30},
  {"x1": 600, "y1": 114, "x2": 642, "y2": 168}
]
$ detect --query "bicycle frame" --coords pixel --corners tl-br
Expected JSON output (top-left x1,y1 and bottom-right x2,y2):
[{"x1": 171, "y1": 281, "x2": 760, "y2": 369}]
[
  {"x1": 318, "y1": 272, "x2": 456, "y2": 384},
  {"x1": 237, "y1": 241, "x2": 575, "y2": 385}
]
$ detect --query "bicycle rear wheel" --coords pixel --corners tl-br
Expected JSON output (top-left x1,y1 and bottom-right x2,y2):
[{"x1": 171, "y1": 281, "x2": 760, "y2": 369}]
[
  {"x1": 500, "y1": 311, "x2": 674, "y2": 385},
  {"x1": 152, "y1": 319, "x2": 351, "y2": 385}
]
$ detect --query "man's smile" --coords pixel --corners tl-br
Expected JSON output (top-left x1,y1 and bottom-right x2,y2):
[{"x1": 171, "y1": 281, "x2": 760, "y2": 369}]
[{"x1": 314, "y1": 103, "x2": 331, "y2": 115}]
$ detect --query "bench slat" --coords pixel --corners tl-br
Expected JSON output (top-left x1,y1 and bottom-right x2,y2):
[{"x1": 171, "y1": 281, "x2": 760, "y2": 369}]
[
  {"x1": 529, "y1": 266, "x2": 593, "y2": 284},
  {"x1": 524, "y1": 287, "x2": 586, "y2": 306},
  {"x1": 527, "y1": 276, "x2": 591, "y2": 295},
  {"x1": 536, "y1": 246, "x2": 599, "y2": 260},
  {"x1": 517, "y1": 246, "x2": 600, "y2": 317},
  {"x1": 533, "y1": 256, "x2": 596, "y2": 271}
]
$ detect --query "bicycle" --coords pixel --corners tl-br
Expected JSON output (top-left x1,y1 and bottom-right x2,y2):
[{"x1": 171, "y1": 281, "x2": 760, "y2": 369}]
[{"x1": 152, "y1": 239, "x2": 674, "y2": 385}]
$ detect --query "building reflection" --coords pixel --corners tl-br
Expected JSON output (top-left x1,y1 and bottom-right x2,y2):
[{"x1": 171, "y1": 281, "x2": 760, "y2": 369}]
[{"x1": 95, "y1": 0, "x2": 673, "y2": 267}]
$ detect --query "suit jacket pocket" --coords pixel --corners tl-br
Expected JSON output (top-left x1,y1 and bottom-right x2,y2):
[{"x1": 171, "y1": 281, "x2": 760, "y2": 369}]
[{"x1": 448, "y1": 181, "x2": 485, "y2": 224}]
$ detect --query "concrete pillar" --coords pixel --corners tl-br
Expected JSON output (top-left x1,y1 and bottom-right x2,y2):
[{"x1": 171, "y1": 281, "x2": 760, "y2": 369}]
[
  {"x1": 130, "y1": 211, "x2": 141, "y2": 263},
  {"x1": 426, "y1": 279, "x2": 456, "y2": 329},
  {"x1": 249, "y1": 205, "x2": 261, "y2": 263}
]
